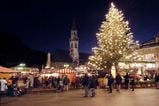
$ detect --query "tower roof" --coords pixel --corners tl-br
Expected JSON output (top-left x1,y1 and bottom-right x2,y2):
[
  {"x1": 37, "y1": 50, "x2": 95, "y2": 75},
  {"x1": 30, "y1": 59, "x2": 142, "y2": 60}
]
[{"x1": 72, "y1": 20, "x2": 77, "y2": 30}]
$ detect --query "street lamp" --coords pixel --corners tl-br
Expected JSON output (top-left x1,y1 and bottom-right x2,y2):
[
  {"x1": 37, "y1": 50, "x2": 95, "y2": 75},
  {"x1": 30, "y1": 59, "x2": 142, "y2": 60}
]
[{"x1": 19, "y1": 63, "x2": 26, "y2": 67}]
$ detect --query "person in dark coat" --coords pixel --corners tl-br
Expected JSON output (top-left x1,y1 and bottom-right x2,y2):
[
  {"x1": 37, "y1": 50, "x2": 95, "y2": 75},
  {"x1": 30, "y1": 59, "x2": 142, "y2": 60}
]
[
  {"x1": 124, "y1": 73, "x2": 130, "y2": 89},
  {"x1": 115, "y1": 73, "x2": 122, "y2": 92},
  {"x1": 89, "y1": 75, "x2": 97, "y2": 97},
  {"x1": 56, "y1": 76, "x2": 60, "y2": 89},
  {"x1": 108, "y1": 74, "x2": 114, "y2": 93},
  {"x1": 154, "y1": 73, "x2": 159, "y2": 89},
  {"x1": 130, "y1": 76, "x2": 135, "y2": 91},
  {"x1": 82, "y1": 74, "x2": 90, "y2": 97},
  {"x1": 63, "y1": 76, "x2": 70, "y2": 91},
  {"x1": 7, "y1": 77, "x2": 14, "y2": 96}
]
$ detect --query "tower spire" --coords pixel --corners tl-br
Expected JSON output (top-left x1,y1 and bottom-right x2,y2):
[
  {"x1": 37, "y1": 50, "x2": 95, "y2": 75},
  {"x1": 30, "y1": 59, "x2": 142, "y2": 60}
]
[{"x1": 72, "y1": 20, "x2": 77, "y2": 30}]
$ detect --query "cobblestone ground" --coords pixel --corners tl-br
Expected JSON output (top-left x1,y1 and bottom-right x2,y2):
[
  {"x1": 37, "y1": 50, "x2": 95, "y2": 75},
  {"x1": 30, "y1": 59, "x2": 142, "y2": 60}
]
[{"x1": 1, "y1": 89, "x2": 159, "y2": 106}]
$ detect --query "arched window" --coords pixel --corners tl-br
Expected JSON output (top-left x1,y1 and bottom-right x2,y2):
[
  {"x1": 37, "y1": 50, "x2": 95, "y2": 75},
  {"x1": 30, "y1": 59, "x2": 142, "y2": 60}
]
[
  {"x1": 75, "y1": 43, "x2": 77, "y2": 48},
  {"x1": 74, "y1": 32, "x2": 76, "y2": 35},
  {"x1": 71, "y1": 43, "x2": 73, "y2": 48}
]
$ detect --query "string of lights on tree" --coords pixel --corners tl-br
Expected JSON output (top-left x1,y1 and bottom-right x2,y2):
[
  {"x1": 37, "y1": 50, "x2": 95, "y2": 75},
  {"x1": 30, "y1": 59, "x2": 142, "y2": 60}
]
[{"x1": 88, "y1": 3, "x2": 139, "y2": 72}]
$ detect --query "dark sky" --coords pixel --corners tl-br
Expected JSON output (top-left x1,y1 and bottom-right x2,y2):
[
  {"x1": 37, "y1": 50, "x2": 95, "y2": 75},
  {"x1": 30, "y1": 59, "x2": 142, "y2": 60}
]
[{"x1": 0, "y1": 0, "x2": 159, "y2": 53}]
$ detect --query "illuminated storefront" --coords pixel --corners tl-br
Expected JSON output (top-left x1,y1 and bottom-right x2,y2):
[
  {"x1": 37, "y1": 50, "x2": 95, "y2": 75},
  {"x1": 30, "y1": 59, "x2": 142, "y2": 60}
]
[{"x1": 119, "y1": 36, "x2": 159, "y2": 74}]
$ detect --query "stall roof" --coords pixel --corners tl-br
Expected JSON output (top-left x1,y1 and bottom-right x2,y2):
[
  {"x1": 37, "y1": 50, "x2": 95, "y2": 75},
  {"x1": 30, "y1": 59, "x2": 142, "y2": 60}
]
[{"x1": 0, "y1": 66, "x2": 18, "y2": 73}]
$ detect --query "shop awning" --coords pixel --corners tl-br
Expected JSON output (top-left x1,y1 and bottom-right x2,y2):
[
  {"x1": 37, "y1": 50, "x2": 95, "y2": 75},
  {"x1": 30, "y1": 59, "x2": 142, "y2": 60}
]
[{"x1": 0, "y1": 66, "x2": 18, "y2": 73}]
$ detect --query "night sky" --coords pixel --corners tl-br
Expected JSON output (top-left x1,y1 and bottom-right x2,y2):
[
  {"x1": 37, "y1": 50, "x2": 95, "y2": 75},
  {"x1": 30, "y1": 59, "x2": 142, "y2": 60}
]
[{"x1": 0, "y1": 0, "x2": 159, "y2": 53}]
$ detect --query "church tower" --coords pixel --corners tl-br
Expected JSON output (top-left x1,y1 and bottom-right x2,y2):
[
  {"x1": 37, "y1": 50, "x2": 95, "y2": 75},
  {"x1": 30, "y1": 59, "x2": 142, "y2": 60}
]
[{"x1": 69, "y1": 21, "x2": 79, "y2": 64}]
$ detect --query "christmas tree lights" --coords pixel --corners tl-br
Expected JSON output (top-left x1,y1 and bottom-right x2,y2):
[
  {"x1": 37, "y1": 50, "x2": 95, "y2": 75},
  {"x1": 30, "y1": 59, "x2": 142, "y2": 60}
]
[{"x1": 88, "y1": 3, "x2": 139, "y2": 72}]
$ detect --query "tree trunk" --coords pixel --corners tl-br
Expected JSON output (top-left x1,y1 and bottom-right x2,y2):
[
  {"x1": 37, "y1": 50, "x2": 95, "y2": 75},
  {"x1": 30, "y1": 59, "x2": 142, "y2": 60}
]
[
  {"x1": 106, "y1": 66, "x2": 112, "y2": 74},
  {"x1": 105, "y1": 62, "x2": 113, "y2": 74},
  {"x1": 114, "y1": 62, "x2": 119, "y2": 74}
]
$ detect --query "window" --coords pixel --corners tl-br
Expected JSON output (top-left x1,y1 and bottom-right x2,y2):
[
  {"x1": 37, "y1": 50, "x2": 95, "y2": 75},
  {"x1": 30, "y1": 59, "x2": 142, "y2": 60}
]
[
  {"x1": 71, "y1": 43, "x2": 73, "y2": 48},
  {"x1": 75, "y1": 43, "x2": 77, "y2": 48}
]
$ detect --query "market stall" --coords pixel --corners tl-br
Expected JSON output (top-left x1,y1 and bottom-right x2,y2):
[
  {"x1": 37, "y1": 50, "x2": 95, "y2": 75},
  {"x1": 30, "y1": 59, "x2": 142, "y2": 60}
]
[
  {"x1": 57, "y1": 68, "x2": 76, "y2": 82},
  {"x1": 41, "y1": 68, "x2": 76, "y2": 82},
  {"x1": 0, "y1": 66, "x2": 18, "y2": 79}
]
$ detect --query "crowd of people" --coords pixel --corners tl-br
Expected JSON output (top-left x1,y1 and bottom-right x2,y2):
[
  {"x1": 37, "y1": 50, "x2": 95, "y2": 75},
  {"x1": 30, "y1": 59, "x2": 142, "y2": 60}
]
[
  {"x1": 0, "y1": 74, "x2": 85, "y2": 97},
  {"x1": 105, "y1": 72, "x2": 159, "y2": 93},
  {"x1": 0, "y1": 75, "x2": 32, "y2": 97},
  {"x1": 1, "y1": 72, "x2": 159, "y2": 97},
  {"x1": 82, "y1": 74, "x2": 98, "y2": 97},
  {"x1": 106, "y1": 73, "x2": 135, "y2": 93},
  {"x1": 81, "y1": 73, "x2": 136, "y2": 97}
]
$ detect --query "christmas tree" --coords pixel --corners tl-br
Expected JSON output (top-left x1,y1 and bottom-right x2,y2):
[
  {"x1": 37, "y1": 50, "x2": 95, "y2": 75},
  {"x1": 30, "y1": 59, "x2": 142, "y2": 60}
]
[{"x1": 88, "y1": 3, "x2": 139, "y2": 73}]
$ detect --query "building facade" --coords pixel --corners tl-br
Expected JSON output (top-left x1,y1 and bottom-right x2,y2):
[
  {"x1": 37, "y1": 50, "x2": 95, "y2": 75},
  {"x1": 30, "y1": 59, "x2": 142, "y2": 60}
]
[{"x1": 119, "y1": 36, "x2": 159, "y2": 74}]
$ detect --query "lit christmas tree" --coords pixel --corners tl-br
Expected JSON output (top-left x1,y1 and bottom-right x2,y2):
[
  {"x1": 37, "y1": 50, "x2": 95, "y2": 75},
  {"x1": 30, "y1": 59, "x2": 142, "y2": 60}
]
[{"x1": 88, "y1": 3, "x2": 139, "y2": 73}]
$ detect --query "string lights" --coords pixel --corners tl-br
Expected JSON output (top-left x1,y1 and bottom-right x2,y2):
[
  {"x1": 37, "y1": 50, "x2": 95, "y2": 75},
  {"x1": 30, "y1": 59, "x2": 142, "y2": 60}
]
[{"x1": 88, "y1": 3, "x2": 139, "y2": 72}]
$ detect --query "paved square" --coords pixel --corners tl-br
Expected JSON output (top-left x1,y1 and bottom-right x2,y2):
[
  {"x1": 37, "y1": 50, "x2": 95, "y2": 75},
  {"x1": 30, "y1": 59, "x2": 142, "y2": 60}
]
[{"x1": 1, "y1": 89, "x2": 159, "y2": 106}]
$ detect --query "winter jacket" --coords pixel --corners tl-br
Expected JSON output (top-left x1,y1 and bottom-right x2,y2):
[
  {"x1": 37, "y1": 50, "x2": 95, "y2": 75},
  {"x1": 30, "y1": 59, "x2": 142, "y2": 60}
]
[
  {"x1": 89, "y1": 78, "x2": 96, "y2": 88},
  {"x1": 82, "y1": 76, "x2": 89, "y2": 86},
  {"x1": 108, "y1": 76, "x2": 114, "y2": 86},
  {"x1": 115, "y1": 75, "x2": 122, "y2": 85}
]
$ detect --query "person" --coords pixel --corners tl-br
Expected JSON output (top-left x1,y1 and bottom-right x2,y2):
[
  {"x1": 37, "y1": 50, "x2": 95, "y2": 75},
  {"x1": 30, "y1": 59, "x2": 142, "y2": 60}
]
[
  {"x1": 154, "y1": 73, "x2": 159, "y2": 89},
  {"x1": 0, "y1": 78, "x2": 8, "y2": 96},
  {"x1": 124, "y1": 73, "x2": 130, "y2": 89},
  {"x1": 34, "y1": 76, "x2": 40, "y2": 88},
  {"x1": 53, "y1": 77, "x2": 58, "y2": 88},
  {"x1": 115, "y1": 73, "x2": 122, "y2": 92},
  {"x1": 56, "y1": 76, "x2": 60, "y2": 89},
  {"x1": 48, "y1": 76, "x2": 52, "y2": 88},
  {"x1": 17, "y1": 77, "x2": 25, "y2": 95},
  {"x1": 89, "y1": 75, "x2": 97, "y2": 97},
  {"x1": 130, "y1": 76, "x2": 135, "y2": 91},
  {"x1": 144, "y1": 75, "x2": 149, "y2": 81},
  {"x1": 63, "y1": 76, "x2": 70, "y2": 91},
  {"x1": 7, "y1": 77, "x2": 14, "y2": 96},
  {"x1": 44, "y1": 77, "x2": 49, "y2": 88},
  {"x1": 51, "y1": 77, "x2": 55, "y2": 88},
  {"x1": 29, "y1": 75, "x2": 34, "y2": 88},
  {"x1": 105, "y1": 74, "x2": 109, "y2": 89},
  {"x1": 58, "y1": 78, "x2": 64, "y2": 92},
  {"x1": 75, "y1": 77, "x2": 80, "y2": 89},
  {"x1": 25, "y1": 77, "x2": 30, "y2": 93},
  {"x1": 71, "y1": 76, "x2": 76, "y2": 89},
  {"x1": 107, "y1": 74, "x2": 114, "y2": 93},
  {"x1": 82, "y1": 74, "x2": 89, "y2": 97},
  {"x1": 94, "y1": 75, "x2": 99, "y2": 89}
]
